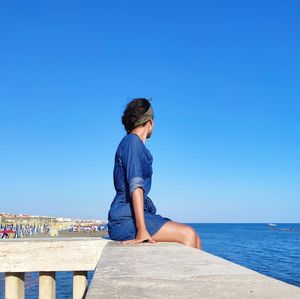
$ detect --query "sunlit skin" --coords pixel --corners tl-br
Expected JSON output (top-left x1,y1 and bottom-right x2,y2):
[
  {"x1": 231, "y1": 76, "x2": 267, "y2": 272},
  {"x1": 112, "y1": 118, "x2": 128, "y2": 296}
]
[{"x1": 121, "y1": 118, "x2": 202, "y2": 250}]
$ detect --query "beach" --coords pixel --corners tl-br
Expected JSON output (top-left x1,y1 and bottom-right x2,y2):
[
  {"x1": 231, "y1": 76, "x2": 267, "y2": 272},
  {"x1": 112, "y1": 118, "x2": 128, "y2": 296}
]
[{"x1": 22, "y1": 229, "x2": 109, "y2": 239}]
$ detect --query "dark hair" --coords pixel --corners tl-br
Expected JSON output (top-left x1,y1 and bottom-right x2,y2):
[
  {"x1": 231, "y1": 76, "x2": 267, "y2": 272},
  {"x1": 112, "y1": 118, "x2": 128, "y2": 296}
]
[{"x1": 121, "y1": 98, "x2": 154, "y2": 134}]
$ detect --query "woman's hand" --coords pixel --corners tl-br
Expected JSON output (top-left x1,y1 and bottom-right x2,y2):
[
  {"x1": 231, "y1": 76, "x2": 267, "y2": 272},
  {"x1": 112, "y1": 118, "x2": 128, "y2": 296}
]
[{"x1": 121, "y1": 228, "x2": 156, "y2": 245}]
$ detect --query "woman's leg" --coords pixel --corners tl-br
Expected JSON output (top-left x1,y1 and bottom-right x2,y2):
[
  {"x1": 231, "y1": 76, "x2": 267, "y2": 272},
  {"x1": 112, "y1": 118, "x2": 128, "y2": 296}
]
[
  {"x1": 196, "y1": 233, "x2": 201, "y2": 250},
  {"x1": 151, "y1": 221, "x2": 202, "y2": 250}
]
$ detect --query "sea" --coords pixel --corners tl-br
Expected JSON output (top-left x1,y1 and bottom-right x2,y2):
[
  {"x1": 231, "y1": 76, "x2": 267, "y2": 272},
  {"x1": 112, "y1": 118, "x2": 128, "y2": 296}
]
[{"x1": 1, "y1": 223, "x2": 299, "y2": 298}]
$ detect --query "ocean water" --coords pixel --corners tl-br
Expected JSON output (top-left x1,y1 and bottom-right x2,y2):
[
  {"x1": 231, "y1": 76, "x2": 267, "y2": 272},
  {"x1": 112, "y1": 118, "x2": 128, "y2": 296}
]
[
  {"x1": 190, "y1": 223, "x2": 300, "y2": 288},
  {"x1": 1, "y1": 223, "x2": 299, "y2": 297}
]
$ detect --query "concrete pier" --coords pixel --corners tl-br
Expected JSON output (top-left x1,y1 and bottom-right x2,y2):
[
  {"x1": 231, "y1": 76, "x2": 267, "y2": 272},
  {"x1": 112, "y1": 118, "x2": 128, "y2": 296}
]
[
  {"x1": 1, "y1": 237, "x2": 299, "y2": 298},
  {"x1": 0, "y1": 238, "x2": 108, "y2": 299},
  {"x1": 87, "y1": 241, "x2": 300, "y2": 299}
]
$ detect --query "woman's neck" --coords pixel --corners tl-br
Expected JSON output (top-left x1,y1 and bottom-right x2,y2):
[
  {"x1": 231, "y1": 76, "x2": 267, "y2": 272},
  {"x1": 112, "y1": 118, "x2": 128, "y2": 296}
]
[{"x1": 130, "y1": 130, "x2": 147, "y2": 144}]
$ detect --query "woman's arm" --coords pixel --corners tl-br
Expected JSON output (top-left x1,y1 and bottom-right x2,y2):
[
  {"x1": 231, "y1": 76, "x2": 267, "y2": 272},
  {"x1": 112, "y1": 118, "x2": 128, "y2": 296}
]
[
  {"x1": 122, "y1": 187, "x2": 156, "y2": 244},
  {"x1": 132, "y1": 187, "x2": 146, "y2": 230}
]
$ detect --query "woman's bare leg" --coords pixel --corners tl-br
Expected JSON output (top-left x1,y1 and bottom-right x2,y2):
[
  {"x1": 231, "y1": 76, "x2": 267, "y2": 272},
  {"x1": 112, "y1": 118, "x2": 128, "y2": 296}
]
[
  {"x1": 196, "y1": 233, "x2": 201, "y2": 250},
  {"x1": 151, "y1": 221, "x2": 202, "y2": 250}
]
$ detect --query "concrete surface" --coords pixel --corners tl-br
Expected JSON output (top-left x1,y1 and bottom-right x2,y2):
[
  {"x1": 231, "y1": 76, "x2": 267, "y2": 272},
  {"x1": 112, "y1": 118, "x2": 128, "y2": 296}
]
[
  {"x1": 0, "y1": 237, "x2": 109, "y2": 272},
  {"x1": 86, "y1": 241, "x2": 300, "y2": 299}
]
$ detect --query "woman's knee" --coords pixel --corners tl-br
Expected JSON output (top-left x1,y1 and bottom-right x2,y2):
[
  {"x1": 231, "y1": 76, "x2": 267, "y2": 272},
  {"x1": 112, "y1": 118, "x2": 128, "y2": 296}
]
[
  {"x1": 151, "y1": 221, "x2": 198, "y2": 249},
  {"x1": 181, "y1": 225, "x2": 197, "y2": 247}
]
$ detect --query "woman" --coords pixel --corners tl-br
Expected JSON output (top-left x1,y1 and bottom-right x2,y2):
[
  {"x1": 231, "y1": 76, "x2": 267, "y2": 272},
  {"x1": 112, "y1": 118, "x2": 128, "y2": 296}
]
[{"x1": 107, "y1": 98, "x2": 202, "y2": 250}]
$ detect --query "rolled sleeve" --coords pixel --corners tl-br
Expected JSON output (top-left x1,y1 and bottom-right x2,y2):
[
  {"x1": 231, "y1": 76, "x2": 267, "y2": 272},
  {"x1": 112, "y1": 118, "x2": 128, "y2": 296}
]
[
  {"x1": 122, "y1": 135, "x2": 146, "y2": 197},
  {"x1": 129, "y1": 176, "x2": 145, "y2": 196}
]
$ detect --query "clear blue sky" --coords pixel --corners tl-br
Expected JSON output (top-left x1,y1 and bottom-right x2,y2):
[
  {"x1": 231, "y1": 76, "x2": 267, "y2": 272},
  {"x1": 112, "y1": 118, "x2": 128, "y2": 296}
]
[{"x1": 0, "y1": 1, "x2": 299, "y2": 222}]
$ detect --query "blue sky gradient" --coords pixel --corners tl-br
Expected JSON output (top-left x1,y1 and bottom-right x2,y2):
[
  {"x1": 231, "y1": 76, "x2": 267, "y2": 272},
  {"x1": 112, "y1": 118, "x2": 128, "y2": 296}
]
[{"x1": 0, "y1": 1, "x2": 299, "y2": 222}]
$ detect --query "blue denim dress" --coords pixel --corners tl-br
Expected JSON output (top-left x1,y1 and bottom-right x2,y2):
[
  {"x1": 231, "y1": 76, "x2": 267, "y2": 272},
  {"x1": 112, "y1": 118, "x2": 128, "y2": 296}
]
[{"x1": 107, "y1": 133, "x2": 172, "y2": 241}]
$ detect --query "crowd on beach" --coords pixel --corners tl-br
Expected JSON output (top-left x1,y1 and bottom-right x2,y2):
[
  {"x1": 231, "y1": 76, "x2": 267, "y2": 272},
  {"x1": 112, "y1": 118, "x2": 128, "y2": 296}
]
[
  {"x1": 0, "y1": 223, "x2": 108, "y2": 239},
  {"x1": 0, "y1": 223, "x2": 56, "y2": 239},
  {"x1": 0, "y1": 212, "x2": 108, "y2": 239}
]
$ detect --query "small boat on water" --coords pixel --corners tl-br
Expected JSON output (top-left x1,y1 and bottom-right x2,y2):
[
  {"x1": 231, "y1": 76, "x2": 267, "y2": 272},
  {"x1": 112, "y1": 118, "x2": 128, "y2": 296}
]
[{"x1": 267, "y1": 223, "x2": 277, "y2": 227}]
